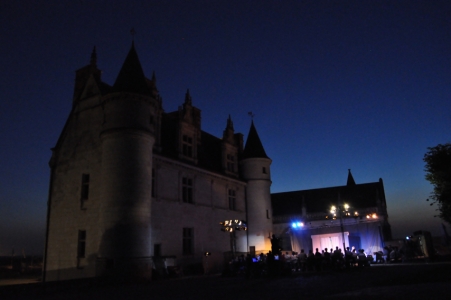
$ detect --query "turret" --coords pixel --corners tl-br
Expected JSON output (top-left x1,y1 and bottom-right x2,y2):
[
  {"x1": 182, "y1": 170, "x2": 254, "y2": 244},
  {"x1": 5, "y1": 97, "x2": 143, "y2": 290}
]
[
  {"x1": 221, "y1": 115, "x2": 242, "y2": 177},
  {"x1": 98, "y1": 42, "x2": 158, "y2": 281},
  {"x1": 347, "y1": 169, "x2": 356, "y2": 186},
  {"x1": 240, "y1": 121, "x2": 273, "y2": 253},
  {"x1": 73, "y1": 46, "x2": 102, "y2": 103}
]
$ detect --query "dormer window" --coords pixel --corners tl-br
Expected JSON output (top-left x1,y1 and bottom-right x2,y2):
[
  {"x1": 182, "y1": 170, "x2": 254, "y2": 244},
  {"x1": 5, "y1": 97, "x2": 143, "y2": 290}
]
[
  {"x1": 226, "y1": 154, "x2": 235, "y2": 172},
  {"x1": 182, "y1": 135, "x2": 193, "y2": 158}
]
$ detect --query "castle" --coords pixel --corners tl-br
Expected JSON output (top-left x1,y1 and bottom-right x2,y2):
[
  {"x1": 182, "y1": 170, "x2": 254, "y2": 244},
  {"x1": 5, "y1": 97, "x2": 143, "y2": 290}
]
[{"x1": 43, "y1": 43, "x2": 391, "y2": 281}]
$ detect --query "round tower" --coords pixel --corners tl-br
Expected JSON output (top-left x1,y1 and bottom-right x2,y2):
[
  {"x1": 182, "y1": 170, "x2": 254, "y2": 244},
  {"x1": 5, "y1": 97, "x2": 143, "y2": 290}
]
[
  {"x1": 240, "y1": 121, "x2": 273, "y2": 253},
  {"x1": 97, "y1": 43, "x2": 159, "y2": 281}
]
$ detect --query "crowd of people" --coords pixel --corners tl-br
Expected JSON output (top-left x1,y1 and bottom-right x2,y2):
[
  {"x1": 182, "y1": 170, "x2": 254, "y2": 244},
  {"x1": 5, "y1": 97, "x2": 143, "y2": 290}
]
[
  {"x1": 224, "y1": 235, "x2": 408, "y2": 278},
  {"x1": 225, "y1": 245, "x2": 390, "y2": 278}
]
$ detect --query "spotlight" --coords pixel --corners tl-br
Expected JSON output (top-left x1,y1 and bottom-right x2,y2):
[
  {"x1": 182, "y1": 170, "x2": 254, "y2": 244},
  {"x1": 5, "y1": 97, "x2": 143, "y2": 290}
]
[{"x1": 292, "y1": 221, "x2": 304, "y2": 229}]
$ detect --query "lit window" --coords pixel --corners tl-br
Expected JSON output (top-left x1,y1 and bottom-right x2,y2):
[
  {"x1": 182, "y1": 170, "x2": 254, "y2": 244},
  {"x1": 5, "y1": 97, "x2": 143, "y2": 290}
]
[
  {"x1": 228, "y1": 189, "x2": 236, "y2": 210},
  {"x1": 183, "y1": 228, "x2": 194, "y2": 255},
  {"x1": 182, "y1": 177, "x2": 193, "y2": 203}
]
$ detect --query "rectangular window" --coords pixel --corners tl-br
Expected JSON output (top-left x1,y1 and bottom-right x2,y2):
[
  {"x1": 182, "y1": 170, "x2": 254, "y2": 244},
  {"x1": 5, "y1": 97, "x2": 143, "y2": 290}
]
[
  {"x1": 151, "y1": 168, "x2": 156, "y2": 198},
  {"x1": 228, "y1": 189, "x2": 236, "y2": 210},
  {"x1": 182, "y1": 135, "x2": 193, "y2": 157},
  {"x1": 227, "y1": 154, "x2": 235, "y2": 172},
  {"x1": 81, "y1": 174, "x2": 90, "y2": 200},
  {"x1": 183, "y1": 228, "x2": 194, "y2": 255},
  {"x1": 154, "y1": 244, "x2": 161, "y2": 257},
  {"x1": 77, "y1": 230, "x2": 86, "y2": 258},
  {"x1": 262, "y1": 167, "x2": 267, "y2": 174},
  {"x1": 182, "y1": 177, "x2": 193, "y2": 203}
]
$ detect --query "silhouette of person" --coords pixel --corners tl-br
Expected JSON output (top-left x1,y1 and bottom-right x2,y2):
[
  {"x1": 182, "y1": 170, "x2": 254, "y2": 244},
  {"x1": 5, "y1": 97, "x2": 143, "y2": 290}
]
[{"x1": 269, "y1": 234, "x2": 281, "y2": 255}]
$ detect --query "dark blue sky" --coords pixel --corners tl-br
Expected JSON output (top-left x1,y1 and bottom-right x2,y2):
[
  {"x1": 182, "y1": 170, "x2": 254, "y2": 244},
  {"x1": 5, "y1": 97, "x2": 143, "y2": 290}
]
[{"x1": 1, "y1": 0, "x2": 450, "y2": 255}]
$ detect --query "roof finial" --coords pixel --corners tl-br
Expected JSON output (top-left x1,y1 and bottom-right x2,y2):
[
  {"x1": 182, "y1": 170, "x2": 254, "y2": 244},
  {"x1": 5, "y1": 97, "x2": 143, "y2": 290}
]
[
  {"x1": 130, "y1": 27, "x2": 136, "y2": 43},
  {"x1": 227, "y1": 114, "x2": 234, "y2": 130},
  {"x1": 185, "y1": 89, "x2": 192, "y2": 105},
  {"x1": 248, "y1": 111, "x2": 255, "y2": 120},
  {"x1": 90, "y1": 46, "x2": 97, "y2": 66}
]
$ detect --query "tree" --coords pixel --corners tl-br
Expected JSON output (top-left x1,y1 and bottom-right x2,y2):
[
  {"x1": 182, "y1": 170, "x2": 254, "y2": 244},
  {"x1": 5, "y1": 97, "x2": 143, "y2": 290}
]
[{"x1": 424, "y1": 143, "x2": 451, "y2": 225}]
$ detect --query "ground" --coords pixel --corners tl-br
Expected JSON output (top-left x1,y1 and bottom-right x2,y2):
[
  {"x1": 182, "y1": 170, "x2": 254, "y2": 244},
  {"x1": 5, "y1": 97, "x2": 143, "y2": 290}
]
[{"x1": 1, "y1": 262, "x2": 450, "y2": 299}]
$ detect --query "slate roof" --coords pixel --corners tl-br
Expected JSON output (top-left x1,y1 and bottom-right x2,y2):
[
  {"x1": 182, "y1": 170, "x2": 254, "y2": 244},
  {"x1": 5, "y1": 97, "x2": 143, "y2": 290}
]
[
  {"x1": 197, "y1": 131, "x2": 223, "y2": 173},
  {"x1": 271, "y1": 179, "x2": 386, "y2": 217},
  {"x1": 158, "y1": 113, "x2": 232, "y2": 175},
  {"x1": 242, "y1": 121, "x2": 269, "y2": 159},
  {"x1": 113, "y1": 42, "x2": 151, "y2": 95},
  {"x1": 347, "y1": 169, "x2": 356, "y2": 186}
]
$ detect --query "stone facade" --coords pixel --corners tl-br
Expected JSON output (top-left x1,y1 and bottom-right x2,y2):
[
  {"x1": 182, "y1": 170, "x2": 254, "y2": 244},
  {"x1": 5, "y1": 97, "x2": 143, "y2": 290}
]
[
  {"x1": 43, "y1": 44, "x2": 272, "y2": 281},
  {"x1": 43, "y1": 43, "x2": 391, "y2": 282}
]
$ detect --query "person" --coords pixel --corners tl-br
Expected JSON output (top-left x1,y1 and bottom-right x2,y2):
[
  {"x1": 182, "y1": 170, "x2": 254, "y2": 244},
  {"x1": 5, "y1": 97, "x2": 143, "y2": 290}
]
[
  {"x1": 389, "y1": 247, "x2": 396, "y2": 262},
  {"x1": 383, "y1": 246, "x2": 390, "y2": 263},
  {"x1": 267, "y1": 250, "x2": 275, "y2": 277},
  {"x1": 332, "y1": 246, "x2": 343, "y2": 269},
  {"x1": 314, "y1": 248, "x2": 323, "y2": 271},
  {"x1": 245, "y1": 254, "x2": 253, "y2": 279},
  {"x1": 323, "y1": 248, "x2": 331, "y2": 270},
  {"x1": 352, "y1": 248, "x2": 358, "y2": 266},
  {"x1": 259, "y1": 252, "x2": 265, "y2": 263},
  {"x1": 374, "y1": 250, "x2": 384, "y2": 263},
  {"x1": 357, "y1": 249, "x2": 367, "y2": 267},
  {"x1": 297, "y1": 249, "x2": 307, "y2": 272},
  {"x1": 269, "y1": 234, "x2": 281, "y2": 255},
  {"x1": 237, "y1": 255, "x2": 245, "y2": 275},
  {"x1": 344, "y1": 247, "x2": 353, "y2": 268},
  {"x1": 307, "y1": 250, "x2": 315, "y2": 271}
]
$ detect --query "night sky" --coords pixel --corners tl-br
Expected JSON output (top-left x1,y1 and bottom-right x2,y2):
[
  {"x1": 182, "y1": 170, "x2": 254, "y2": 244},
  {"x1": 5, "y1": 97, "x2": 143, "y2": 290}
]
[{"x1": 1, "y1": 1, "x2": 450, "y2": 255}]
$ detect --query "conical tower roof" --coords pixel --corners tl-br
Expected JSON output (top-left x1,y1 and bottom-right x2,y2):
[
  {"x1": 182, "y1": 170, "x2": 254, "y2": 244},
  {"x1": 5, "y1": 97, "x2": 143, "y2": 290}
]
[
  {"x1": 242, "y1": 121, "x2": 269, "y2": 159},
  {"x1": 347, "y1": 169, "x2": 356, "y2": 186},
  {"x1": 113, "y1": 42, "x2": 150, "y2": 95}
]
